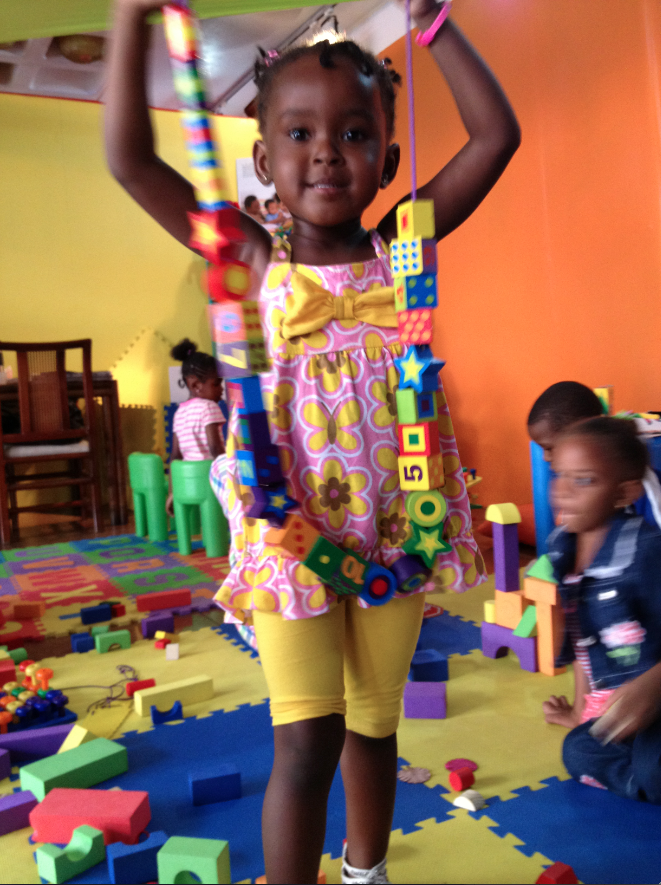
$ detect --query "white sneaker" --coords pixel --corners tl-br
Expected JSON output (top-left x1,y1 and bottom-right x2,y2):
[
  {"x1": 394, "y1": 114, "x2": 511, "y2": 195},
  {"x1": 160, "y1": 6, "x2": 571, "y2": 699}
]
[{"x1": 341, "y1": 843, "x2": 390, "y2": 884}]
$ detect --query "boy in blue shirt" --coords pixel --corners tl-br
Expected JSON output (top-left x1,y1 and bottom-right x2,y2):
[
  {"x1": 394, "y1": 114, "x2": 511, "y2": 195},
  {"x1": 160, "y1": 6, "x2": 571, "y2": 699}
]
[{"x1": 549, "y1": 417, "x2": 661, "y2": 801}]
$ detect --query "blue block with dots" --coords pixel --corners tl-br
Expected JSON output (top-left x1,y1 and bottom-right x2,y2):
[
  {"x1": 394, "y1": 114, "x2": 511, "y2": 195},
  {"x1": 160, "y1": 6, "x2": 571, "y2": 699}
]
[{"x1": 394, "y1": 274, "x2": 438, "y2": 311}]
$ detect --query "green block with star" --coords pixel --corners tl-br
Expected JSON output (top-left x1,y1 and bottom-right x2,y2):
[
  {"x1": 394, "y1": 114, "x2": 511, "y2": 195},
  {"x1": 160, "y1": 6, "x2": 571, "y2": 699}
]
[{"x1": 404, "y1": 523, "x2": 451, "y2": 568}]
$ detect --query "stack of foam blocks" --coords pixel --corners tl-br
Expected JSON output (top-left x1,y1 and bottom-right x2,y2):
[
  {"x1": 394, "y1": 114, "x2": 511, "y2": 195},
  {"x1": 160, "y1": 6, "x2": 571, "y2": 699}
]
[{"x1": 481, "y1": 503, "x2": 565, "y2": 676}]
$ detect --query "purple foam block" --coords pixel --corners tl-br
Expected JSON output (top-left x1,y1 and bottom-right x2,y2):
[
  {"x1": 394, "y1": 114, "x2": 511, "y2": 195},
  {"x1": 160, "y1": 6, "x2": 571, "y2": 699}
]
[
  {"x1": 0, "y1": 748, "x2": 10, "y2": 781},
  {"x1": 191, "y1": 601, "x2": 213, "y2": 614},
  {"x1": 0, "y1": 790, "x2": 38, "y2": 836},
  {"x1": 141, "y1": 612, "x2": 175, "y2": 639},
  {"x1": 481, "y1": 621, "x2": 537, "y2": 672},
  {"x1": 492, "y1": 522, "x2": 520, "y2": 592},
  {"x1": 0, "y1": 722, "x2": 73, "y2": 764},
  {"x1": 172, "y1": 605, "x2": 193, "y2": 617},
  {"x1": 403, "y1": 681, "x2": 446, "y2": 719}
]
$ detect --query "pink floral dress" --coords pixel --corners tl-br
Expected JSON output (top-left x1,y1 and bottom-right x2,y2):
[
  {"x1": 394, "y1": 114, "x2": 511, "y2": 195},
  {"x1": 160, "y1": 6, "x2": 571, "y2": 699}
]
[{"x1": 214, "y1": 231, "x2": 485, "y2": 623}]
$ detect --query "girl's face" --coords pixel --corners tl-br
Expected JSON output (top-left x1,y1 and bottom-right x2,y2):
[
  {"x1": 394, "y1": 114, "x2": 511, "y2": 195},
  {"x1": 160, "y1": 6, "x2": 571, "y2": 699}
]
[
  {"x1": 551, "y1": 436, "x2": 640, "y2": 534},
  {"x1": 254, "y1": 54, "x2": 399, "y2": 229},
  {"x1": 528, "y1": 418, "x2": 558, "y2": 462}
]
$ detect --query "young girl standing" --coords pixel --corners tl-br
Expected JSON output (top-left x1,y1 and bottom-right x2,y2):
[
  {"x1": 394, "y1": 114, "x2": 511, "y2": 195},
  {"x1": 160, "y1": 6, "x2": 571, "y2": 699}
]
[{"x1": 105, "y1": 3, "x2": 519, "y2": 881}]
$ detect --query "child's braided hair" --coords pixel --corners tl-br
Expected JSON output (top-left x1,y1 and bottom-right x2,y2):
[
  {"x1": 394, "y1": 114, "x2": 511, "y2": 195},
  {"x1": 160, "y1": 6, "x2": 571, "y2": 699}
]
[
  {"x1": 254, "y1": 39, "x2": 401, "y2": 139},
  {"x1": 170, "y1": 339, "x2": 216, "y2": 383}
]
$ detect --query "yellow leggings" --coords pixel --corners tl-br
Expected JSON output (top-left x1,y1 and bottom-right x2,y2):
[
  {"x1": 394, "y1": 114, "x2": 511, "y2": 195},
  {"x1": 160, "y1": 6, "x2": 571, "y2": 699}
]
[{"x1": 252, "y1": 593, "x2": 425, "y2": 739}]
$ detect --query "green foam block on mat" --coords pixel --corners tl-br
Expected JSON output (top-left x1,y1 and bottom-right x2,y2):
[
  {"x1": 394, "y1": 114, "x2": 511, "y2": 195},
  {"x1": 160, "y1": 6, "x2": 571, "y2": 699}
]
[
  {"x1": 95, "y1": 629, "x2": 131, "y2": 653},
  {"x1": 36, "y1": 825, "x2": 105, "y2": 884},
  {"x1": 90, "y1": 624, "x2": 110, "y2": 636},
  {"x1": 20, "y1": 737, "x2": 128, "y2": 801},
  {"x1": 513, "y1": 604, "x2": 538, "y2": 638},
  {"x1": 157, "y1": 836, "x2": 231, "y2": 884}
]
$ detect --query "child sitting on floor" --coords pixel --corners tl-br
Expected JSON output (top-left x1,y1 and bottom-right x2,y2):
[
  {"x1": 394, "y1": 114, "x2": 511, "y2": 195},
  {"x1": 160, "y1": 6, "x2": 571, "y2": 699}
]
[
  {"x1": 548, "y1": 417, "x2": 661, "y2": 802},
  {"x1": 167, "y1": 339, "x2": 225, "y2": 516}
]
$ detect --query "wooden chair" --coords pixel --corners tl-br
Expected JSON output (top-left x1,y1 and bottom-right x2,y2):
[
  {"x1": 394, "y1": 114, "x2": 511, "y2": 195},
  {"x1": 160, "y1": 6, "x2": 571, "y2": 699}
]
[{"x1": 0, "y1": 340, "x2": 103, "y2": 546}]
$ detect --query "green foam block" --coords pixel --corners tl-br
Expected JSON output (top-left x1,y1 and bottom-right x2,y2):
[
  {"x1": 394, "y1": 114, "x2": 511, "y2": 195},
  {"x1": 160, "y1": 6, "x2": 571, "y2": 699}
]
[
  {"x1": 525, "y1": 554, "x2": 555, "y2": 583},
  {"x1": 20, "y1": 737, "x2": 128, "y2": 801},
  {"x1": 513, "y1": 604, "x2": 538, "y2": 638},
  {"x1": 90, "y1": 624, "x2": 110, "y2": 636},
  {"x1": 95, "y1": 629, "x2": 131, "y2": 653},
  {"x1": 157, "y1": 836, "x2": 231, "y2": 884},
  {"x1": 36, "y1": 825, "x2": 105, "y2": 884}
]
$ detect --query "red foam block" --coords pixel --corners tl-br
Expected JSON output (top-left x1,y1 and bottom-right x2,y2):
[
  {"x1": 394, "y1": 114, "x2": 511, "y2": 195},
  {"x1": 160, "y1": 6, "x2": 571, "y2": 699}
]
[
  {"x1": 136, "y1": 590, "x2": 191, "y2": 613},
  {"x1": 125, "y1": 679, "x2": 156, "y2": 699},
  {"x1": 30, "y1": 787, "x2": 151, "y2": 845},
  {"x1": 448, "y1": 767, "x2": 475, "y2": 792},
  {"x1": 0, "y1": 660, "x2": 16, "y2": 688},
  {"x1": 536, "y1": 862, "x2": 579, "y2": 885}
]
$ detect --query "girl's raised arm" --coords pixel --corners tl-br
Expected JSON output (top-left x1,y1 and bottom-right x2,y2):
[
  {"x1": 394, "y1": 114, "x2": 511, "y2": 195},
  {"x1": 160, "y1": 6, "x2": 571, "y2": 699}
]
[
  {"x1": 104, "y1": 0, "x2": 270, "y2": 264},
  {"x1": 379, "y1": 4, "x2": 521, "y2": 243}
]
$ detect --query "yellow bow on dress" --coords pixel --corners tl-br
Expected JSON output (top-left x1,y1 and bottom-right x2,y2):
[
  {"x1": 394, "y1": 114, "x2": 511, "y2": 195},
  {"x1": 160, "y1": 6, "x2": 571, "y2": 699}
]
[{"x1": 281, "y1": 271, "x2": 398, "y2": 340}]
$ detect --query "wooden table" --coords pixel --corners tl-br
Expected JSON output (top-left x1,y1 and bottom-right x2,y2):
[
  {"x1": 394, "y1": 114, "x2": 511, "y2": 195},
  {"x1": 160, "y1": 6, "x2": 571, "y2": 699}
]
[{"x1": 0, "y1": 377, "x2": 128, "y2": 526}]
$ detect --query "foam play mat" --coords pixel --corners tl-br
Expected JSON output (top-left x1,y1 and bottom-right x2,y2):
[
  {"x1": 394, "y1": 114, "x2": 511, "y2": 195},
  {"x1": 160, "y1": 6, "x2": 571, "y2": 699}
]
[{"x1": 1, "y1": 535, "x2": 660, "y2": 884}]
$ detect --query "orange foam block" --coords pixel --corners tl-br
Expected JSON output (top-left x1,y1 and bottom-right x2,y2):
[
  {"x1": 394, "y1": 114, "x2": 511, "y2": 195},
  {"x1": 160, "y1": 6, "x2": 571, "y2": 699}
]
[
  {"x1": 523, "y1": 576, "x2": 559, "y2": 606},
  {"x1": 30, "y1": 787, "x2": 151, "y2": 845},
  {"x1": 264, "y1": 514, "x2": 319, "y2": 560},
  {"x1": 494, "y1": 589, "x2": 528, "y2": 630},
  {"x1": 536, "y1": 601, "x2": 566, "y2": 676},
  {"x1": 13, "y1": 602, "x2": 45, "y2": 619}
]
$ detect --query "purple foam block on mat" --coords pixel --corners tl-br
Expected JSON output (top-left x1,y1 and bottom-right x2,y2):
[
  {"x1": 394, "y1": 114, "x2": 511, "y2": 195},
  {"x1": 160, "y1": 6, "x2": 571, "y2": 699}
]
[
  {"x1": 481, "y1": 621, "x2": 537, "y2": 672},
  {"x1": 192, "y1": 601, "x2": 213, "y2": 614},
  {"x1": 492, "y1": 522, "x2": 520, "y2": 592},
  {"x1": 0, "y1": 748, "x2": 10, "y2": 781},
  {"x1": 141, "y1": 612, "x2": 175, "y2": 639},
  {"x1": 0, "y1": 790, "x2": 38, "y2": 836},
  {"x1": 403, "y1": 681, "x2": 446, "y2": 719},
  {"x1": 0, "y1": 722, "x2": 73, "y2": 763}
]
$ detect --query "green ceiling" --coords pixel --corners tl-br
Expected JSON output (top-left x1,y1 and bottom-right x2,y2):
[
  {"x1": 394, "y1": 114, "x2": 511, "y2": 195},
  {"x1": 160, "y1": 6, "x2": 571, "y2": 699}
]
[{"x1": 0, "y1": 0, "x2": 355, "y2": 43}]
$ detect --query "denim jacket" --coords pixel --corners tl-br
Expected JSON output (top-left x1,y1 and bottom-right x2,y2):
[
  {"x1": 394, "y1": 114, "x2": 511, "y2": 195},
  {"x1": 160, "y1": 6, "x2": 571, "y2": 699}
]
[{"x1": 548, "y1": 512, "x2": 661, "y2": 690}]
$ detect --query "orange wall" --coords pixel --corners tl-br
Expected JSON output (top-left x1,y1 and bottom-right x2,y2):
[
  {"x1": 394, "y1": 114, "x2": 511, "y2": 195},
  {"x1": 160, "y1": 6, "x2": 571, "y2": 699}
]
[{"x1": 364, "y1": 0, "x2": 661, "y2": 508}]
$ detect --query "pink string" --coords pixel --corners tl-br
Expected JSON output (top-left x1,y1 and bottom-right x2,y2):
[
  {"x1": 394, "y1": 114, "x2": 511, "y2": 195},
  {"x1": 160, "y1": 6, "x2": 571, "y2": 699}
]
[{"x1": 404, "y1": 0, "x2": 417, "y2": 200}]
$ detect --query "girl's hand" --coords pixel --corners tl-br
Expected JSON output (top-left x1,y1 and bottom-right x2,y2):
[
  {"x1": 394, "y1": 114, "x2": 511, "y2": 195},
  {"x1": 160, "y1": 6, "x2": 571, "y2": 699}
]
[
  {"x1": 591, "y1": 666, "x2": 661, "y2": 743},
  {"x1": 542, "y1": 695, "x2": 581, "y2": 729}
]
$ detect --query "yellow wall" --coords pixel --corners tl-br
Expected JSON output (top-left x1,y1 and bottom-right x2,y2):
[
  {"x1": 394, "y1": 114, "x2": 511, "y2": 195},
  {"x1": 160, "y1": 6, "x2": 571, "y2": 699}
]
[{"x1": 0, "y1": 94, "x2": 259, "y2": 454}]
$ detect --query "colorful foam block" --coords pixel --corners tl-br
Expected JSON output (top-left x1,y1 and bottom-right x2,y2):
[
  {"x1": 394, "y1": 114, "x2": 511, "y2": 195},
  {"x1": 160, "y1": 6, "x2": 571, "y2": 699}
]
[
  {"x1": 107, "y1": 829, "x2": 168, "y2": 885},
  {"x1": 483, "y1": 600, "x2": 496, "y2": 623},
  {"x1": 391, "y1": 554, "x2": 431, "y2": 592},
  {"x1": 189, "y1": 763, "x2": 242, "y2": 805},
  {"x1": 36, "y1": 824, "x2": 106, "y2": 885},
  {"x1": 395, "y1": 387, "x2": 438, "y2": 424},
  {"x1": 396, "y1": 199, "x2": 435, "y2": 240},
  {"x1": 480, "y1": 621, "x2": 537, "y2": 672},
  {"x1": 398, "y1": 422, "x2": 440, "y2": 457},
  {"x1": 390, "y1": 237, "x2": 437, "y2": 276},
  {"x1": 151, "y1": 701, "x2": 183, "y2": 725},
  {"x1": 536, "y1": 600, "x2": 566, "y2": 676},
  {"x1": 492, "y1": 522, "x2": 520, "y2": 592},
  {"x1": 13, "y1": 601, "x2": 45, "y2": 619},
  {"x1": 404, "y1": 523, "x2": 451, "y2": 566},
  {"x1": 0, "y1": 723, "x2": 74, "y2": 763},
  {"x1": 397, "y1": 307, "x2": 434, "y2": 344},
  {"x1": 163, "y1": 4, "x2": 197, "y2": 62},
  {"x1": 90, "y1": 624, "x2": 110, "y2": 636},
  {"x1": 513, "y1": 604, "x2": 538, "y2": 638},
  {"x1": 58, "y1": 725, "x2": 97, "y2": 754},
  {"x1": 403, "y1": 681, "x2": 446, "y2": 719},
  {"x1": 80, "y1": 603, "x2": 113, "y2": 626},
  {"x1": 265, "y1": 514, "x2": 319, "y2": 560},
  {"x1": 395, "y1": 344, "x2": 444, "y2": 394},
  {"x1": 448, "y1": 767, "x2": 475, "y2": 792},
  {"x1": 536, "y1": 861, "x2": 579, "y2": 884},
  {"x1": 207, "y1": 260, "x2": 251, "y2": 302},
  {"x1": 30, "y1": 787, "x2": 151, "y2": 846},
  {"x1": 0, "y1": 659, "x2": 16, "y2": 687},
  {"x1": 409, "y1": 649, "x2": 449, "y2": 682},
  {"x1": 136, "y1": 590, "x2": 191, "y2": 613},
  {"x1": 398, "y1": 453, "x2": 444, "y2": 491},
  {"x1": 303, "y1": 536, "x2": 346, "y2": 582},
  {"x1": 236, "y1": 410, "x2": 270, "y2": 449},
  {"x1": 394, "y1": 274, "x2": 438, "y2": 312},
  {"x1": 20, "y1": 737, "x2": 129, "y2": 801},
  {"x1": 523, "y1": 575, "x2": 559, "y2": 606},
  {"x1": 494, "y1": 589, "x2": 528, "y2": 630},
  {"x1": 209, "y1": 300, "x2": 262, "y2": 345},
  {"x1": 236, "y1": 447, "x2": 283, "y2": 486},
  {"x1": 0, "y1": 790, "x2": 38, "y2": 836},
  {"x1": 157, "y1": 836, "x2": 231, "y2": 885},
  {"x1": 326, "y1": 551, "x2": 372, "y2": 596},
  {"x1": 95, "y1": 629, "x2": 131, "y2": 654},
  {"x1": 526, "y1": 554, "x2": 556, "y2": 583},
  {"x1": 405, "y1": 489, "x2": 447, "y2": 527},
  {"x1": 133, "y1": 675, "x2": 214, "y2": 718},
  {"x1": 226, "y1": 375, "x2": 263, "y2": 413},
  {"x1": 141, "y1": 612, "x2": 175, "y2": 638},
  {"x1": 111, "y1": 603, "x2": 126, "y2": 618},
  {"x1": 71, "y1": 633, "x2": 95, "y2": 653},
  {"x1": 165, "y1": 642, "x2": 180, "y2": 660},
  {"x1": 357, "y1": 563, "x2": 397, "y2": 606},
  {"x1": 485, "y1": 502, "x2": 522, "y2": 525}
]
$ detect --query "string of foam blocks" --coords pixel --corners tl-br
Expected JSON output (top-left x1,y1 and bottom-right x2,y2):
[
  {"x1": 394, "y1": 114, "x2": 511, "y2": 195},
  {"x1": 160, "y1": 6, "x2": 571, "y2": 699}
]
[{"x1": 163, "y1": 2, "x2": 450, "y2": 606}]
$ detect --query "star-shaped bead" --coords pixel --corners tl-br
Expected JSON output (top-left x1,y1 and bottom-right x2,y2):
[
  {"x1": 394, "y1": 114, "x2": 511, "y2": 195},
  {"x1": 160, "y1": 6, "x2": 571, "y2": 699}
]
[
  {"x1": 394, "y1": 345, "x2": 445, "y2": 393},
  {"x1": 404, "y1": 523, "x2": 451, "y2": 568}
]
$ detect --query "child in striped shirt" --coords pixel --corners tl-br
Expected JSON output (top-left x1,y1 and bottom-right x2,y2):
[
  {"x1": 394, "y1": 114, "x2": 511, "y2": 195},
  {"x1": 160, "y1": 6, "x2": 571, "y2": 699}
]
[
  {"x1": 167, "y1": 339, "x2": 225, "y2": 516},
  {"x1": 549, "y1": 417, "x2": 661, "y2": 801}
]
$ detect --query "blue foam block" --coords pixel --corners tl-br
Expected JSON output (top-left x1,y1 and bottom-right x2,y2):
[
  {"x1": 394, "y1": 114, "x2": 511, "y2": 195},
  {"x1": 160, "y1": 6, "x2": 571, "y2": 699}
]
[
  {"x1": 80, "y1": 603, "x2": 113, "y2": 626},
  {"x1": 71, "y1": 632, "x2": 95, "y2": 653},
  {"x1": 150, "y1": 702, "x2": 183, "y2": 726},
  {"x1": 409, "y1": 649, "x2": 449, "y2": 682},
  {"x1": 189, "y1": 763, "x2": 242, "y2": 805},
  {"x1": 107, "y1": 830, "x2": 168, "y2": 884}
]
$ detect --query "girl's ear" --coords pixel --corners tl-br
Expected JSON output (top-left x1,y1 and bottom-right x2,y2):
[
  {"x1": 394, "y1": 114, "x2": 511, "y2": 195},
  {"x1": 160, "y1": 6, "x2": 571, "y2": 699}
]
[
  {"x1": 253, "y1": 140, "x2": 272, "y2": 186},
  {"x1": 380, "y1": 143, "x2": 400, "y2": 189},
  {"x1": 616, "y1": 479, "x2": 644, "y2": 509}
]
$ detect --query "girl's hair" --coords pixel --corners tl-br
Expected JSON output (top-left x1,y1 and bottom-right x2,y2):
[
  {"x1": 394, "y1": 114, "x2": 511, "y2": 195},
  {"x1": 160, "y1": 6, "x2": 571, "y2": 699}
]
[
  {"x1": 255, "y1": 39, "x2": 401, "y2": 139},
  {"x1": 527, "y1": 381, "x2": 604, "y2": 431},
  {"x1": 559, "y1": 416, "x2": 648, "y2": 482},
  {"x1": 170, "y1": 339, "x2": 216, "y2": 382}
]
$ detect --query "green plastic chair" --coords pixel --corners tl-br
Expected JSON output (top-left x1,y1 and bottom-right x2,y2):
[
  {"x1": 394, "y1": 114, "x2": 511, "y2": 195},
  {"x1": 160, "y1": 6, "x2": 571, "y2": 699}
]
[
  {"x1": 127, "y1": 453, "x2": 169, "y2": 543},
  {"x1": 171, "y1": 459, "x2": 229, "y2": 558}
]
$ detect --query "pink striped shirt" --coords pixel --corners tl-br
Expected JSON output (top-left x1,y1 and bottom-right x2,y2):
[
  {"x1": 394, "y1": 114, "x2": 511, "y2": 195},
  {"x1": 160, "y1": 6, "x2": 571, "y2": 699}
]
[{"x1": 173, "y1": 398, "x2": 225, "y2": 461}]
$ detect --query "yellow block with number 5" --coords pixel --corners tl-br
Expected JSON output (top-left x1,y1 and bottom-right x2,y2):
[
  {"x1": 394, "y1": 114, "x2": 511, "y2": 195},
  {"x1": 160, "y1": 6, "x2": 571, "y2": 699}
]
[{"x1": 398, "y1": 453, "x2": 444, "y2": 490}]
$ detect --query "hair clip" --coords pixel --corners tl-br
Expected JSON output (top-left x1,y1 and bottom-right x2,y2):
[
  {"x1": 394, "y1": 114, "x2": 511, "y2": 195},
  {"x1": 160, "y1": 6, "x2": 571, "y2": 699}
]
[{"x1": 264, "y1": 49, "x2": 279, "y2": 67}]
